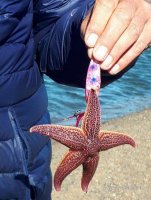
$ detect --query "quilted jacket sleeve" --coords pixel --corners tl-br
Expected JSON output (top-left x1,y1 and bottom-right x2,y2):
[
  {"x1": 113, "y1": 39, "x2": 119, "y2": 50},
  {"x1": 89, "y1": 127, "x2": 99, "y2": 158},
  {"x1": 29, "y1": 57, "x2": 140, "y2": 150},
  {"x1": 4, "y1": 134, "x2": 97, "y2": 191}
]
[{"x1": 33, "y1": 0, "x2": 136, "y2": 88}]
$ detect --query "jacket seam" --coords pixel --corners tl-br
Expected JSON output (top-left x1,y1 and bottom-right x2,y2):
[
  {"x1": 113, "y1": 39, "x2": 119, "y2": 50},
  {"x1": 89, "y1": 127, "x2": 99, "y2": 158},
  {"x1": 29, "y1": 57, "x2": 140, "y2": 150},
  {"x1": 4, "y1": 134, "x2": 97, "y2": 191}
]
[
  {"x1": 8, "y1": 108, "x2": 29, "y2": 175},
  {"x1": 0, "y1": 64, "x2": 35, "y2": 77}
]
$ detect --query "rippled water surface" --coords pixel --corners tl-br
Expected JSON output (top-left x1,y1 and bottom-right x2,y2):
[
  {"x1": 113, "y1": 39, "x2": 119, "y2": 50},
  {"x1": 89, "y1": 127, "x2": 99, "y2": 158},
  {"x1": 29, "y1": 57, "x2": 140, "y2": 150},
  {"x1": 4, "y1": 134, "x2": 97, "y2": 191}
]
[{"x1": 44, "y1": 49, "x2": 151, "y2": 124}]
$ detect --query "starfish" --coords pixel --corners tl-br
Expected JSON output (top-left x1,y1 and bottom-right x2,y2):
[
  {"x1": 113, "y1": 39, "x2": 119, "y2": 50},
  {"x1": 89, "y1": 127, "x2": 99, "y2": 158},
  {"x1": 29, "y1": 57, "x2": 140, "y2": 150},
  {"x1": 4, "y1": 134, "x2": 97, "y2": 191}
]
[{"x1": 30, "y1": 89, "x2": 135, "y2": 192}]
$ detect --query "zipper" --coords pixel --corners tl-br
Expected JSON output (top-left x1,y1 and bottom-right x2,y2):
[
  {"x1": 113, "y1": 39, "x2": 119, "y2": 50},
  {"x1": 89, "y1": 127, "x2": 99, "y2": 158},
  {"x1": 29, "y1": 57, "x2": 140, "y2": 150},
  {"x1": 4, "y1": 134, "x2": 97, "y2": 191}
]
[{"x1": 8, "y1": 108, "x2": 28, "y2": 175}]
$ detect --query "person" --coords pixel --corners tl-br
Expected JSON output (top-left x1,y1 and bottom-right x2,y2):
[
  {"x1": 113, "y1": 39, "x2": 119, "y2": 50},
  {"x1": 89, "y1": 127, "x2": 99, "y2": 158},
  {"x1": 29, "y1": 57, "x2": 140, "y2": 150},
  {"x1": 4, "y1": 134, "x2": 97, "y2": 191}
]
[
  {"x1": 81, "y1": 0, "x2": 151, "y2": 74},
  {"x1": 0, "y1": 0, "x2": 150, "y2": 199}
]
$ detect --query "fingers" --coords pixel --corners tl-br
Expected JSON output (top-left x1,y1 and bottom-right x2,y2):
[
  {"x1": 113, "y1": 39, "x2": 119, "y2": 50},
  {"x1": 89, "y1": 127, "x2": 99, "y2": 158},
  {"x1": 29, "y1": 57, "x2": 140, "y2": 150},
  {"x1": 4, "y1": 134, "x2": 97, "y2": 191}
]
[
  {"x1": 88, "y1": 48, "x2": 93, "y2": 58},
  {"x1": 101, "y1": 8, "x2": 147, "y2": 70},
  {"x1": 84, "y1": 0, "x2": 119, "y2": 47},
  {"x1": 93, "y1": 0, "x2": 136, "y2": 61},
  {"x1": 109, "y1": 19, "x2": 151, "y2": 74},
  {"x1": 82, "y1": 0, "x2": 151, "y2": 75}
]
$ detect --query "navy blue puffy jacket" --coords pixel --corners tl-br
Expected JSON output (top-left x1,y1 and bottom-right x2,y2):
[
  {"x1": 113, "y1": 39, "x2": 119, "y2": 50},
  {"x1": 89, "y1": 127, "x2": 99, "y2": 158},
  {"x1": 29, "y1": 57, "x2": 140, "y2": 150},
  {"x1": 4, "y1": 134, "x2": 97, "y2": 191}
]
[
  {"x1": 0, "y1": 0, "x2": 135, "y2": 199},
  {"x1": 0, "y1": 0, "x2": 95, "y2": 199},
  {"x1": 0, "y1": 1, "x2": 52, "y2": 199}
]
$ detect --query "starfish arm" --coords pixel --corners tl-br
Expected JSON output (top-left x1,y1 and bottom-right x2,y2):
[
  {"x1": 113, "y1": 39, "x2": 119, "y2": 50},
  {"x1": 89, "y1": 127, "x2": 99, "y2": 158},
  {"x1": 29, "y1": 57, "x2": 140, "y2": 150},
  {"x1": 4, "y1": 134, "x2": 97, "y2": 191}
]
[
  {"x1": 82, "y1": 90, "x2": 101, "y2": 138},
  {"x1": 81, "y1": 153, "x2": 99, "y2": 192},
  {"x1": 98, "y1": 131, "x2": 136, "y2": 151},
  {"x1": 30, "y1": 125, "x2": 87, "y2": 150},
  {"x1": 54, "y1": 150, "x2": 85, "y2": 191}
]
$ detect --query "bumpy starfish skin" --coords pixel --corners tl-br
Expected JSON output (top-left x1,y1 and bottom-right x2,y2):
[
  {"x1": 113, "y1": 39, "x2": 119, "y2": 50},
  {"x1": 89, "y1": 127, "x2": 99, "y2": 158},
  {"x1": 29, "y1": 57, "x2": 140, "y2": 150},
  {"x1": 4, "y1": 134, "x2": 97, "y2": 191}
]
[{"x1": 30, "y1": 89, "x2": 135, "y2": 192}]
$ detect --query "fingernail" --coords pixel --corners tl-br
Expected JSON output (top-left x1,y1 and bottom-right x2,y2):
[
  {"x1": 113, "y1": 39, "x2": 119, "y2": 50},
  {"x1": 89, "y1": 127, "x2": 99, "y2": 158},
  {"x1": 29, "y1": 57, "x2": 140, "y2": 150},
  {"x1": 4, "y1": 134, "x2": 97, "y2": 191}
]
[
  {"x1": 94, "y1": 46, "x2": 108, "y2": 61},
  {"x1": 110, "y1": 64, "x2": 120, "y2": 74},
  {"x1": 101, "y1": 55, "x2": 113, "y2": 70},
  {"x1": 86, "y1": 33, "x2": 98, "y2": 47}
]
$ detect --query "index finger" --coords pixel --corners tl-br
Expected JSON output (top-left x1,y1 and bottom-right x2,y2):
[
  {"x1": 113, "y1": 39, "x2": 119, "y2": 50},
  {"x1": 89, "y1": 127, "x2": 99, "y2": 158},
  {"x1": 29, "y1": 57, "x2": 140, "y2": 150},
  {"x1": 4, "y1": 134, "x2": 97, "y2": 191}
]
[{"x1": 85, "y1": 0, "x2": 119, "y2": 47}]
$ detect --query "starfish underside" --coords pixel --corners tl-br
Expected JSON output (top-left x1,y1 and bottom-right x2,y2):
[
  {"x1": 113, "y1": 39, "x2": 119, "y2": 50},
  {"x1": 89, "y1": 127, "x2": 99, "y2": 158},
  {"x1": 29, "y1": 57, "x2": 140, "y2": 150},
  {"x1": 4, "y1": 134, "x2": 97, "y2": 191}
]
[{"x1": 30, "y1": 90, "x2": 135, "y2": 192}]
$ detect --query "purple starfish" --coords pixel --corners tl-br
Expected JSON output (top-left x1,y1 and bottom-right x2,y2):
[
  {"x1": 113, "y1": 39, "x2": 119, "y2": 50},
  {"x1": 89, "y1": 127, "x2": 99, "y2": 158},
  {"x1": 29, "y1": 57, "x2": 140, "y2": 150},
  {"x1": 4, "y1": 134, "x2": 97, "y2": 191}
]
[{"x1": 30, "y1": 89, "x2": 135, "y2": 192}]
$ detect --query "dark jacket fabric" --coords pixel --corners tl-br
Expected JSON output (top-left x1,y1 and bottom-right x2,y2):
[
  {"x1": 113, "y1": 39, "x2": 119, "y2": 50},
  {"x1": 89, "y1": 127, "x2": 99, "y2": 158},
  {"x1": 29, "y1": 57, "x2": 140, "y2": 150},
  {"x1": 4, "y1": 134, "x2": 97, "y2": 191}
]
[
  {"x1": 0, "y1": 0, "x2": 95, "y2": 199},
  {"x1": 0, "y1": 1, "x2": 52, "y2": 199},
  {"x1": 0, "y1": 0, "x2": 135, "y2": 199}
]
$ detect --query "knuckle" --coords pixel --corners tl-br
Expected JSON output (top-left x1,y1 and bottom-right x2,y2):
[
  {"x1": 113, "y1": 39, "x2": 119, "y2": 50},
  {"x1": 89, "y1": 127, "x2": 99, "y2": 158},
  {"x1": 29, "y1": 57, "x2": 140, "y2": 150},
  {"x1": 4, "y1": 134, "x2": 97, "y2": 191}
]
[
  {"x1": 134, "y1": 41, "x2": 146, "y2": 55},
  {"x1": 116, "y1": 9, "x2": 131, "y2": 23},
  {"x1": 87, "y1": 23, "x2": 99, "y2": 34},
  {"x1": 119, "y1": 59, "x2": 125, "y2": 67},
  {"x1": 129, "y1": 22, "x2": 140, "y2": 39},
  {"x1": 99, "y1": 0, "x2": 116, "y2": 10},
  {"x1": 111, "y1": 48, "x2": 121, "y2": 60}
]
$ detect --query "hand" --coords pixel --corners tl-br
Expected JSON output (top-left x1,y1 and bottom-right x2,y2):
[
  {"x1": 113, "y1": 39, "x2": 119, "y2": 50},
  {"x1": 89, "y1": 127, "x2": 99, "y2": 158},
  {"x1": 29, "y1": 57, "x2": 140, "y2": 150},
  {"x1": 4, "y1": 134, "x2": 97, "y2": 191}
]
[{"x1": 81, "y1": 0, "x2": 151, "y2": 75}]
